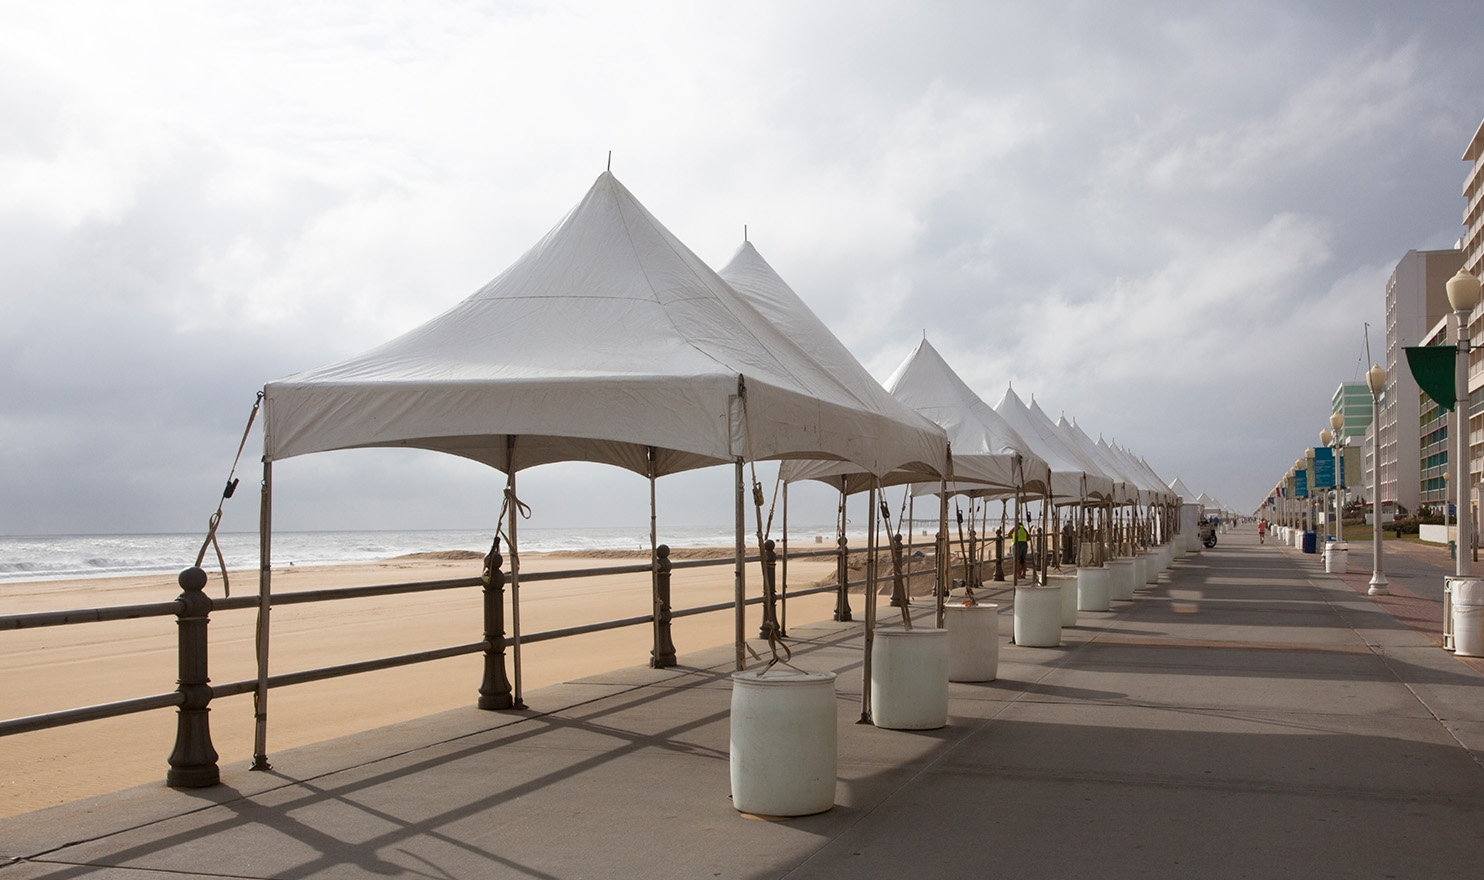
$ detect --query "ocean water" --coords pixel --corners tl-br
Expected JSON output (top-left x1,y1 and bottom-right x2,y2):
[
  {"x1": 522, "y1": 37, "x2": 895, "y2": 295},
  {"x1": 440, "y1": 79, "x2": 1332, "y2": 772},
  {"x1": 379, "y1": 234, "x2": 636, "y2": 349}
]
[{"x1": 0, "y1": 525, "x2": 864, "y2": 583}]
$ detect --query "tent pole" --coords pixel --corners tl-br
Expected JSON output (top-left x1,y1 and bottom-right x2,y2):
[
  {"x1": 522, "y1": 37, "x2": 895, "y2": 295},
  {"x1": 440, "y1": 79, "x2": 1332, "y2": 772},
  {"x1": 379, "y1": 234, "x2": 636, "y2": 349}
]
[
  {"x1": 977, "y1": 499, "x2": 989, "y2": 588},
  {"x1": 507, "y1": 439, "x2": 526, "y2": 709},
  {"x1": 735, "y1": 457, "x2": 746, "y2": 672},
  {"x1": 859, "y1": 482, "x2": 879, "y2": 724},
  {"x1": 251, "y1": 458, "x2": 273, "y2": 771},
  {"x1": 1038, "y1": 495, "x2": 1048, "y2": 585},
  {"x1": 935, "y1": 482, "x2": 947, "y2": 626},
  {"x1": 649, "y1": 446, "x2": 660, "y2": 664},
  {"x1": 905, "y1": 487, "x2": 915, "y2": 581},
  {"x1": 834, "y1": 475, "x2": 851, "y2": 622},
  {"x1": 1012, "y1": 490, "x2": 1021, "y2": 587},
  {"x1": 937, "y1": 446, "x2": 951, "y2": 626},
  {"x1": 780, "y1": 480, "x2": 789, "y2": 635}
]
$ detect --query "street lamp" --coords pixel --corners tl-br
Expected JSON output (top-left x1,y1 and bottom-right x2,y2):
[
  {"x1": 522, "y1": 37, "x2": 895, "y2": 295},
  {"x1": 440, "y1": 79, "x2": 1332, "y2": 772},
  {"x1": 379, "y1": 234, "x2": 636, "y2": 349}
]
[
  {"x1": 1367, "y1": 363, "x2": 1389, "y2": 595},
  {"x1": 1296, "y1": 457, "x2": 1310, "y2": 537},
  {"x1": 1331, "y1": 410, "x2": 1346, "y2": 524},
  {"x1": 1446, "y1": 268, "x2": 1481, "y2": 578},
  {"x1": 1320, "y1": 427, "x2": 1333, "y2": 540}
]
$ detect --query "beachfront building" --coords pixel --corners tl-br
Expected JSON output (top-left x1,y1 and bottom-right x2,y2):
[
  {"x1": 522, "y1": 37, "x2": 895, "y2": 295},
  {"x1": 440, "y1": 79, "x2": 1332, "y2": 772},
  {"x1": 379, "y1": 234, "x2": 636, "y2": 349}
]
[
  {"x1": 1331, "y1": 382, "x2": 1372, "y2": 443},
  {"x1": 1418, "y1": 327, "x2": 1449, "y2": 508},
  {"x1": 1330, "y1": 382, "x2": 1368, "y2": 505},
  {"x1": 1460, "y1": 120, "x2": 1484, "y2": 526},
  {"x1": 1381, "y1": 248, "x2": 1461, "y2": 514}
]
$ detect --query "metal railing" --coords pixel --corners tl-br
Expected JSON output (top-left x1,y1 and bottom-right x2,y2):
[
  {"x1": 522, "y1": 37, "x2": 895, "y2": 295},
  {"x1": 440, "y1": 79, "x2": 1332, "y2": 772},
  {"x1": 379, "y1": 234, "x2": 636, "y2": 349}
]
[{"x1": 1, "y1": 537, "x2": 939, "y2": 789}]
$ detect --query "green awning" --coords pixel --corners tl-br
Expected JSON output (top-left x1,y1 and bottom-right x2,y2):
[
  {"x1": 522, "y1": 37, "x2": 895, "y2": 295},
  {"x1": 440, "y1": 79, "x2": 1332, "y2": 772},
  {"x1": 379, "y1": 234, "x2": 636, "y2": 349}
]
[{"x1": 1405, "y1": 346, "x2": 1457, "y2": 412}]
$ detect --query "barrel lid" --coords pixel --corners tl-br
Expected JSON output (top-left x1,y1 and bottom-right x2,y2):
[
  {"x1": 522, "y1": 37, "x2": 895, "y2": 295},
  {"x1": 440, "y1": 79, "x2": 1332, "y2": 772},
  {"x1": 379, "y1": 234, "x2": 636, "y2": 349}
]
[
  {"x1": 872, "y1": 626, "x2": 946, "y2": 638},
  {"x1": 731, "y1": 669, "x2": 836, "y2": 685}
]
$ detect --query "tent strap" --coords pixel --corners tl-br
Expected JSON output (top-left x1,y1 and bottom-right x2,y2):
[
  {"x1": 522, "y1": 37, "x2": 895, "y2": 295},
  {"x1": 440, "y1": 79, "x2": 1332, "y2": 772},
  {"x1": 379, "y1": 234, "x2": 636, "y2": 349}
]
[{"x1": 195, "y1": 392, "x2": 263, "y2": 597}]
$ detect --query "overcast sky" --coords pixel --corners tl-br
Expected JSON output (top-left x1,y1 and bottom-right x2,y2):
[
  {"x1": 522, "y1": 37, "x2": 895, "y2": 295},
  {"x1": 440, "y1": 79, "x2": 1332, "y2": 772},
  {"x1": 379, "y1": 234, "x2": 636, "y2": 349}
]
[{"x1": 4, "y1": 1, "x2": 1483, "y2": 538}]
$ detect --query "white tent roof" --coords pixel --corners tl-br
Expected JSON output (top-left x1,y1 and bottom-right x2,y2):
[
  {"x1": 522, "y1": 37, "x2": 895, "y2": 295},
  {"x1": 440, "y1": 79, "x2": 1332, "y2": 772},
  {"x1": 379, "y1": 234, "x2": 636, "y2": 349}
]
[
  {"x1": 878, "y1": 339, "x2": 1050, "y2": 497},
  {"x1": 1055, "y1": 416, "x2": 1140, "y2": 504},
  {"x1": 715, "y1": 241, "x2": 948, "y2": 486},
  {"x1": 263, "y1": 172, "x2": 948, "y2": 478},
  {"x1": 994, "y1": 388, "x2": 1114, "y2": 502},
  {"x1": 1169, "y1": 476, "x2": 1198, "y2": 504},
  {"x1": 1101, "y1": 440, "x2": 1176, "y2": 505}
]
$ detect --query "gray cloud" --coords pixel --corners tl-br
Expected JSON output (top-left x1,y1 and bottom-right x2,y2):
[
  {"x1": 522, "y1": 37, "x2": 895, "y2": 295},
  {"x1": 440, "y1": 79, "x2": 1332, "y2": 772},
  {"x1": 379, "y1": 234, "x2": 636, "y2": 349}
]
[{"x1": 3, "y1": 0, "x2": 1482, "y2": 537}]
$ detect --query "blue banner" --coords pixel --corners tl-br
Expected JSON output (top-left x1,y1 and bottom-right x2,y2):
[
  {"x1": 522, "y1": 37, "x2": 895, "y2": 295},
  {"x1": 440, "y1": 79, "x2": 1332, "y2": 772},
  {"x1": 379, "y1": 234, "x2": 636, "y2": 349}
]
[
  {"x1": 1314, "y1": 447, "x2": 1335, "y2": 489},
  {"x1": 1295, "y1": 469, "x2": 1309, "y2": 498}
]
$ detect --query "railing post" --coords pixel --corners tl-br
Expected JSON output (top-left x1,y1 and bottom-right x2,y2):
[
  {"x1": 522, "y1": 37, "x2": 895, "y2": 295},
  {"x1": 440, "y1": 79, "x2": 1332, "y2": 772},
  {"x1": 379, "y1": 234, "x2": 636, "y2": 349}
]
[
  {"x1": 651, "y1": 544, "x2": 677, "y2": 668},
  {"x1": 167, "y1": 566, "x2": 219, "y2": 788},
  {"x1": 758, "y1": 539, "x2": 782, "y2": 638},
  {"x1": 478, "y1": 538, "x2": 514, "y2": 710},
  {"x1": 993, "y1": 528, "x2": 1005, "y2": 581},
  {"x1": 834, "y1": 533, "x2": 852, "y2": 622}
]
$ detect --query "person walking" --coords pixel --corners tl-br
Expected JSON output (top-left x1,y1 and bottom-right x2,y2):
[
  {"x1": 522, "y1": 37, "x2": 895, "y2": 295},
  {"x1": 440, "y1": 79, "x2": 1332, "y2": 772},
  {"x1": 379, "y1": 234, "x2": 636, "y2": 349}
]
[
  {"x1": 1012, "y1": 519, "x2": 1030, "y2": 578},
  {"x1": 1257, "y1": 519, "x2": 1267, "y2": 543}
]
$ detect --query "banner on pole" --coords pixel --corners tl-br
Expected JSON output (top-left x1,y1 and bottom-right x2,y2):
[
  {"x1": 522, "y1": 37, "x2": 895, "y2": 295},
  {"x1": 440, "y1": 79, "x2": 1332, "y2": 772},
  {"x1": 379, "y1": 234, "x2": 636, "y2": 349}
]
[
  {"x1": 1405, "y1": 345, "x2": 1457, "y2": 412},
  {"x1": 1314, "y1": 447, "x2": 1335, "y2": 489}
]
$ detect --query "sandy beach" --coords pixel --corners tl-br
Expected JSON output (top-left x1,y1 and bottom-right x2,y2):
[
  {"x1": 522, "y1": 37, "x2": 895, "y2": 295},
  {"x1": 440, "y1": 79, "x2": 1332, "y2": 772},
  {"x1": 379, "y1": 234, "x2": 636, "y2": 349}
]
[{"x1": 0, "y1": 547, "x2": 868, "y2": 818}]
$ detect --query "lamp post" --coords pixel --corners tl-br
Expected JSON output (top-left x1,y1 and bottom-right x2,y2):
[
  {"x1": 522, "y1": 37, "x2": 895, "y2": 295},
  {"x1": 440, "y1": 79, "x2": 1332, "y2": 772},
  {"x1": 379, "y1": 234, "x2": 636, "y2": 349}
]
[
  {"x1": 1319, "y1": 428, "x2": 1333, "y2": 540},
  {"x1": 1331, "y1": 410, "x2": 1346, "y2": 531},
  {"x1": 1367, "y1": 363, "x2": 1389, "y2": 595},
  {"x1": 1296, "y1": 457, "x2": 1310, "y2": 539},
  {"x1": 1447, "y1": 268, "x2": 1481, "y2": 578}
]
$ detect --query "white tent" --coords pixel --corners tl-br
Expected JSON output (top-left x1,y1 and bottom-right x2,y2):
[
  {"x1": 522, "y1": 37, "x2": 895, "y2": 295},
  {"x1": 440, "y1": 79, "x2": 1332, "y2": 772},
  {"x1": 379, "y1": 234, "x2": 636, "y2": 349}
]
[
  {"x1": 778, "y1": 337, "x2": 1049, "y2": 496},
  {"x1": 714, "y1": 241, "x2": 949, "y2": 487},
  {"x1": 715, "y1": 240, "x2": 952, "y2": 724},
  {"x1": 882, "y1": 339, "x2": 1051, "y2": 497},
  {"x1": 1055, "y1": 417, "x2": 1139, "y2": 505},
  {"x1": 253, "y1": 171, "x2": 951, "y2": 758},
  {"x1": 264, "y1": 172, "x2": 946, "y2": 480},
  {"x1": 994, "y1": 388, "x2": 1114, "y2": 503},
  {"x1": 1101, "y1": 439, "x2": 1175, "y2": 506}
]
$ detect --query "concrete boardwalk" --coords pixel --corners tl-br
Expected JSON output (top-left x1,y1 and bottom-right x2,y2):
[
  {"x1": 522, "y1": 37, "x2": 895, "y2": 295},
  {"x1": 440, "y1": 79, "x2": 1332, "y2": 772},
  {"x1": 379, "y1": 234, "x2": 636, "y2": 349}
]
[{"x1": 5, "y1": 531, "x2": 1484, "y2": 878}]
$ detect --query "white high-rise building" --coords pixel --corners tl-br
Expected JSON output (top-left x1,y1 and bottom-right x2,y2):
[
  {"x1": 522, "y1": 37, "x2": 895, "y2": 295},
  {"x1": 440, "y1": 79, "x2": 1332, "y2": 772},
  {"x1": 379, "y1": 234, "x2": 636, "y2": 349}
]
[{"x1": 1381, "y1": 249, "x2": 1459, "y2": 514}]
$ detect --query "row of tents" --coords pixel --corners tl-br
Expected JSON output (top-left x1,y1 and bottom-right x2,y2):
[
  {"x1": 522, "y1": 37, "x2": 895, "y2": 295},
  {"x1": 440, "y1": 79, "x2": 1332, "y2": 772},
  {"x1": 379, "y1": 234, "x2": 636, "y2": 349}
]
[{"x1": 240, "y1": 170, "x2": 1215, "y2": 755}]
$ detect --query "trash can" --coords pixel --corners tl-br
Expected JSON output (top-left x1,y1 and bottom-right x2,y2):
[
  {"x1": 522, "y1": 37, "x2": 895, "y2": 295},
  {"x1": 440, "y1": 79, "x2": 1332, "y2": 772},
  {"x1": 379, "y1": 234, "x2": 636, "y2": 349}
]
[
  {"x1": 1302, "y1": 531, "x2": 1317, "y2": 554},
  {"x1": 1323, "y1": 541, "x2": 1348, "y2": 574},
  {"x1": 1452, "y1": 579, "x2": 1484, "y2": 658}
]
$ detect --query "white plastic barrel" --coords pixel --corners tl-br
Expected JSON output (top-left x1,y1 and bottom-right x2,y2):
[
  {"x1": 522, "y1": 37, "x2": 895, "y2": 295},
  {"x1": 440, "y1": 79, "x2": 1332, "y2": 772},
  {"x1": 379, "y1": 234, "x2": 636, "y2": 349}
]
[
  {"x1": 1107, "y1": 558, "x2": 1136, "y2": 602},
  {"x1": 946, "y1": 603, "x2": 1000, "y2": 682},
  {"x1": 1077, "y1": 565, "x2": 1111, "y2": 611},
  {"x1": 1144, "y1": 552, "x2": 1160, "y2": 584},
  {"x1": 730, "y1": 669, "x2": 837, "y2": 816},
  {"x1": 1131, "y1": 555, "x2": 1149, "y2": 591},
  {"x1": 1013, "y1": 586, "x2": 1061, "y2": 647},
  {"x1": 1323, "y1": 541, "x2": 1349, "y2": 574},
  {"x1": 1060, "y1": 578, "x2": 1078, "y2": 626},
  {"x1": 1452, "y1": 579, "x2": 1484, "y2": 658},
  {"x1": 871, "y1": 627, "x2": 948, "y2": 729}
]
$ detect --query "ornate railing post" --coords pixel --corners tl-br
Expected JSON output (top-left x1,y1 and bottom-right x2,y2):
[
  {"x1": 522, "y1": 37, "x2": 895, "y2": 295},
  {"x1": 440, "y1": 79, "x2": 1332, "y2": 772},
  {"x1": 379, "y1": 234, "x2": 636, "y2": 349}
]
[
  {"x1": 993, "y1": 527, "x2": 1005, "y2": 581},
  {"x1": 651, "y1": 544, "x2": 677, "y2": 667},
  {"x1": 834, "y1": 533, "x2": 852, "y2": 622},
  {"x1": 889, "y1": 531, "x2": 904, "y2": 608},
  {"x1": 478, "y1": 538, "x2": 515, "y2": 710},
  {"x1": 758, "y1": 539, "x2": 782, "y2": 638},
  {"x1": 167, "y1": 566, "x2": 219, "y2": 788}
]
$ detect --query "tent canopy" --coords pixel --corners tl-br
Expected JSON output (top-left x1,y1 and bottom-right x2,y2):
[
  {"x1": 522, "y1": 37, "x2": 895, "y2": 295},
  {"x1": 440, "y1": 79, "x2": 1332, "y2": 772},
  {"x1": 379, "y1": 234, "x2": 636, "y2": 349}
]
[
  {"x1": 716, "y1": 241, "x2": 947, "y2": 485},
  {"x1": 881, "y1": 339, "x2": 1050, "y2": 497},
  {"x1": 263, "y1": 172, "x2": 947, "y2": 479},
  {"x1": 1055, "y1": 416, "x2": 1140, "y2": 504},
  {"x1": 994, "y1": 388, "x2": 1114, "y2": 502}
]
